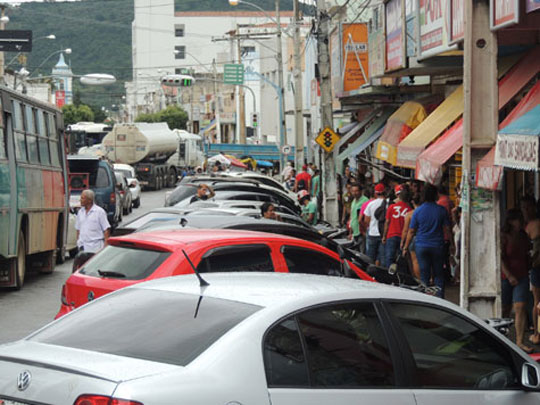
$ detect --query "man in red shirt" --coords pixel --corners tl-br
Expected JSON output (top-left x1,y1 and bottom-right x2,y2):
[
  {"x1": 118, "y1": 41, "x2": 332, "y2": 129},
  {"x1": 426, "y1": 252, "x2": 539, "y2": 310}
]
[
  {"x1": 294, "y1": 164, "x2": 312, "y2": 192},
  {"x1": 382, "y1": 184, "x2": 411, "y2": 268}
]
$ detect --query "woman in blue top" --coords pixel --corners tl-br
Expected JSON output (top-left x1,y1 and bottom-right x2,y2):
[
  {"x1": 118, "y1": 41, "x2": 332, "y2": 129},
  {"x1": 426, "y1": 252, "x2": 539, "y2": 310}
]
[{"x1": 403, "y1": 184, "x2": 453, "y2": 298}]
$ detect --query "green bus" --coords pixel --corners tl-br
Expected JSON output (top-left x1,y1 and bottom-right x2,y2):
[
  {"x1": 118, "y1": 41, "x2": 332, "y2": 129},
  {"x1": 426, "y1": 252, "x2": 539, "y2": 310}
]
[{"x1": 0, "y1": 88, "x2": 68, "y2": 289}]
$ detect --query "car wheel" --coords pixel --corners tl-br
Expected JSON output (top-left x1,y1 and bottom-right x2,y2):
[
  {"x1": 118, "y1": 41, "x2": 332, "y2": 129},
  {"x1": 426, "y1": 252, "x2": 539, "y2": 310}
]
[
  {"x1": 14, "y1": 232, "x2": 26, "y2": 290},
  {"x1": 133, "y1": 197, "x2": 141, "y2": 208},
  {"x1": 123, "y1": 203, "x2": 129, "y2": 216}
]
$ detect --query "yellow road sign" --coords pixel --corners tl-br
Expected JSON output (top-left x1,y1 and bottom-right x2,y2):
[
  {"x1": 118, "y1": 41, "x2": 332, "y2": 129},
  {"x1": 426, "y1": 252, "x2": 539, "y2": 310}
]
[{"x1": 316, "y1": 127, "x2": 340, "y2": 152}]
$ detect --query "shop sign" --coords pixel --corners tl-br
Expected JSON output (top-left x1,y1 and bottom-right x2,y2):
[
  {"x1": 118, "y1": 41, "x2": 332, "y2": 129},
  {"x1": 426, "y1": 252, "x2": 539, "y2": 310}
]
[
  {"x1": 369, "y1": 4, "x2": 386, "y2": 81},
  {"x1": 342, "y1": 23, "x2": 369, "y2": 92},
  {"x1": 406, "y1": 0, "x2": 417, "y2": 57},
  {"x1": 385, "y1": 0, "x2": 406, "y2": 71},
  {"x1": 495, "y1": 134, "x2": 539, "y2": 170},
  {"x1": 490, "y1": 0, "x2": 519, "y2": 31},
  {"x1": 448, "y1": 0, "x2": 464, "y2": 44},
  {"x1": 55, "y1": 91, "x2": 65, "y2": 108},
  {"x1": 527, "y1": 0, "x2": 540, "y2": 13},
  {"x1": 417, "y1": 0, "x2": 456, "y2": 59}
]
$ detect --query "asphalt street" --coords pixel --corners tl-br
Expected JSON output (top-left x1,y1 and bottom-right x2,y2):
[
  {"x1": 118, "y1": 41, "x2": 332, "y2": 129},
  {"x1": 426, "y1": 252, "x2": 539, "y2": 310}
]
[{"x1": 0, "y1": 190, "x2": 166, "y2": 344}]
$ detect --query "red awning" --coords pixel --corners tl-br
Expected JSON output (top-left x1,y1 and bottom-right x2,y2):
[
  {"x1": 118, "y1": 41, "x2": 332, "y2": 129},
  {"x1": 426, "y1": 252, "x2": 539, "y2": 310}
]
[{"x1": 416, "y1": 49, "x2": 540, "y2": 185}]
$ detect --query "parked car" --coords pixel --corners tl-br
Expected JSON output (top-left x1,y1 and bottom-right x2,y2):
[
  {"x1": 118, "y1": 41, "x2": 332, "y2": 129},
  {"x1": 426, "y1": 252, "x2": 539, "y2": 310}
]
[
  {"x1": 55, "y1": 229, "x2": 373, "y2": 318},
  {"x1": 114, "y1": 172, "x2": 133, "y2": 215},
  {"x1": 3, "y1": 273, "x2": 539, "y2": 405},
  {"x1": 114, "y1": 163, "x2": 141, "y2": 208},
  {"x1": 67, "y1": 156, "x2": 121, "y2": 228}
]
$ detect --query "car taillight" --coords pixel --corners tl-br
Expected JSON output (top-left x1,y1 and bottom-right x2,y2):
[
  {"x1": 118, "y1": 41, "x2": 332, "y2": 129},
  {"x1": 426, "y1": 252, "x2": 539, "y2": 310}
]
[
  {"x1": 120, "y1": 190, "x2": 125, "y2": 196},
  {"x1": 61, "y1": 284, "x2": 68, "y2": 306},
  {"x1": 74, "y1": 395, "x2": 143, "y2": 405},
  {"x1": 110, "y1": 192, "x2": 116, "y2": 204}
]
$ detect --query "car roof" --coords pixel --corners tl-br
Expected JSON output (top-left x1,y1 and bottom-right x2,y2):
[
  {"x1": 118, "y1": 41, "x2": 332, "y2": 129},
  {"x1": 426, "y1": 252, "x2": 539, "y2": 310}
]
[
  {"x1": 112, "y1": 228, "x2": 302, "y2": 250},
  {"x1": 132, "y1": 272, "x2": 438, "y2": 309}
]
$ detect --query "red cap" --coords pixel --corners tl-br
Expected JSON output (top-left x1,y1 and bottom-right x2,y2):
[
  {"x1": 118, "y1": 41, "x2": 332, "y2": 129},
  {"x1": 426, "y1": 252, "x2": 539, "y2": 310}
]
[
  {"x1": 395, "y1": 184, "x2": 404, "y2": 194},
  {"x1": 374, "y1": 183, "x2": 385, "y2": 194},
  {"x1": 302, "y1": 164, "x2": 308, "y2": 170}
]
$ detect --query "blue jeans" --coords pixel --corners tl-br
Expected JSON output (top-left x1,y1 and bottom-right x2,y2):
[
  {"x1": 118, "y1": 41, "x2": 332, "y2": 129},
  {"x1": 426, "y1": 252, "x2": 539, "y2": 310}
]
[
  {"x1": 367, "y1": 235, "x2": 385, "y2": 264},
  {"x1": 385, "y1": 236, "x2": 401, "y2": 268},
  {"x1": 416, "y1": 245, "x2": 445, "y2": 298}
]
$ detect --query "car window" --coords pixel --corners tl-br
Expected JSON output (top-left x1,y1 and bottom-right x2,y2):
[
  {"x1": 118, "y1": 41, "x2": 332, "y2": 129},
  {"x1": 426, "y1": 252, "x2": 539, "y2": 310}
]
[
  {"x1": 197, "y1": 244, "x2": 274, "y2": 273},
  {"x1": 80, "y1": 245, "x2": 171, "y2": 280},
  {"x1": 297, "y1": 302, "x2": 395, "y2": 387},
  {"x1": 30, "y1": 289, "x2": 261, "y2": 366},
  {"x1": 282, "y1": 246, "x2": 342, "y2": 276},
  {"x1": 388, "y1": 303, "x2": 520, "y2": 389},
  {"x1": 264, "y1": 317, "x2": 310, "y2": 387},
  {"x1": 94, "y1": 166, "x2": 110, "y2": 188}
]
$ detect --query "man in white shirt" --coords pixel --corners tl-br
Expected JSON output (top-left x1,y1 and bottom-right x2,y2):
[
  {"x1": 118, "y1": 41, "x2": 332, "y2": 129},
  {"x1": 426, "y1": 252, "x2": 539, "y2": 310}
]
[
  {"x1": 363, "y1": 183, "x2": 387, "y2": 265},
  {"x1": 75, "y1": 189, "x2": 111, "y2": 253}
]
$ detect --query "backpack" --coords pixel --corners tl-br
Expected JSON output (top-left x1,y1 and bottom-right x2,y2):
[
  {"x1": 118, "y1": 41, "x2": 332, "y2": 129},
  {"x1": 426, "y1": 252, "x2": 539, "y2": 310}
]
[
  {"x1": 374, "y1": 199, "x2": 387, "y2": 236},
  {"x1": 297, "y1": 177, "x2": 307, "y2": 191}
]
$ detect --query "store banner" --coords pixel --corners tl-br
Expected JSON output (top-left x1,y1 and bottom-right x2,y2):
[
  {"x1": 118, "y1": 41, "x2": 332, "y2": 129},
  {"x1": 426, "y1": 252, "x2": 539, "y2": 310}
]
[
  {"x1": 385, "y1": 0, "x2": 406, "y2": 71},
  {"x1": 448, "y1": 0, "x2": 464, "y2": 44},
  {"x1": 417, "y1": 0, "x2": 456, "y2": 59},
  {"x1": 490, "y1": 0, "x2": 519, "y2": 30},
  {"x1": 342, "y1": 23, "x2": 370, "y2": 92},
  {"x1": 527, "y1": 0, "x2": 540, "y2": 13},
  {"x1": 495, "y1": 134, "x2": 539, "y2": 170},
  {"x1": 369, "y1": 4, "x2": 386, "y2": 81},
  {"x1": 55, "y1": 91, "x2": 65, "y2": 108}
]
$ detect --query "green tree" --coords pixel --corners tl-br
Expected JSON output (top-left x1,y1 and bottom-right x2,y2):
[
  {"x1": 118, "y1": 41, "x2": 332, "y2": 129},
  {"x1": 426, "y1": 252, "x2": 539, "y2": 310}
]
[
  {"x1": 157, "y1": 105, "x2": 188, "y2": 130},
  {"x1": 62, "y1": 104, "x2": 95, "y2": 125},
  {"x1": 135, "y1": 112, "x2": 158, "y2": 123}
]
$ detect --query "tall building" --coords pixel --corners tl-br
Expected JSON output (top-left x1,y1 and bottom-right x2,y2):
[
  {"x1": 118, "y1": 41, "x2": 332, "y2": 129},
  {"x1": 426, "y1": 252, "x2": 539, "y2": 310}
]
[{"x1": 51, "y1": 52, "x2": 73, "y2": 106}]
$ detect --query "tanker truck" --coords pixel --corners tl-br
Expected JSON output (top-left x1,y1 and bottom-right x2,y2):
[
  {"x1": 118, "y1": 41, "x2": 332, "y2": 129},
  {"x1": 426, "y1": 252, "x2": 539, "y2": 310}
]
[
  {"x1": 171, "y1": 129, "x2": 205, "y2": 168},
  {"x1": 102, "y1": 123, "x2": 180, "y2": 190}
]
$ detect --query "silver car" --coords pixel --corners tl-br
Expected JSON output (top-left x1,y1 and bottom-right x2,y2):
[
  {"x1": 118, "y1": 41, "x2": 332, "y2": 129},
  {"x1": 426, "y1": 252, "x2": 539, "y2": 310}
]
[{"x1": 1, "y1": 273, "x2": 539, "y2": 404}]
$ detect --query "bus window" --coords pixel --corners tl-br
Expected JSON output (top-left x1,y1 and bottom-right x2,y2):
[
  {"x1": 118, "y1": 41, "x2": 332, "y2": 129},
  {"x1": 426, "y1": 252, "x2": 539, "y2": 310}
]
[
  {"x1": 46, "y1": 113, "x2": 60, "y2": 167},
  {"x1": 12, "y1": 101, "x2": 27, "y2": 162},
  {"x1": 25, "y1": 106, "x2": 39, "y2": 164},
  {"x1": 47, "y1": 114, "x2": 57, "y2": 139},
  {"x1": 0, "y1": 129, "x2": 5, "y2": 159},
  {"x1": 36, "y1": 110, "x2": 50, "y2": 165},
  {"x1": 25, "y1": 105, "x2": 36, "y2": 134}
]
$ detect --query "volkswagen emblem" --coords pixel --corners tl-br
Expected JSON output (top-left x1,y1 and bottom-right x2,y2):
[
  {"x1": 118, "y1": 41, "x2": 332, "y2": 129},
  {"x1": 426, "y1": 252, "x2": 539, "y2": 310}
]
[
  {"x1": 17, "y1": 370, "x2": 31, "y2": 391},
  {"x1": 87, "y1": 291, "x2": 95, "y2": 302}
]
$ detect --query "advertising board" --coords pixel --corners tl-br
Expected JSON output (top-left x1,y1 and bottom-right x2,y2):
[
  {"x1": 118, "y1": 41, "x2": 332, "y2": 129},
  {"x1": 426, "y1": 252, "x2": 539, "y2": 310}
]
[
  {"x1": 385, "y1": 0, "x2": 406, "y2": 71},
  {"x1": 417, "y1": 0, "x2": 456, "y2": 59},
  {"x1": 342, "y1": 23, "x2": 369, "y2": 92}
]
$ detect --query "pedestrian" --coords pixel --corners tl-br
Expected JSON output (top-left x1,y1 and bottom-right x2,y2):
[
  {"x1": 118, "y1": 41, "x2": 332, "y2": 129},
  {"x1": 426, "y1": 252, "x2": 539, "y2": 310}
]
[
  {"x1": 341, "y1": 181, "x2": 353, "y2": 227},
  {"x1": 281, "y1": 161, "x2": 294, "y2": 182},
  {"x1": 189, "y1": 183, "x2": 215, "y2": 203},
  {"x1": 349, "y1": 183, "x2": 368, "y2": 252},
  {"x1": 311, "y1": 169, "x2": 321, "y2": 199},
  {"x1": 501, "y1": 208, "x2": 533, "y2": 353},
  {"x1": 382, "y1": 184, "x2": 411, "y2": 268},
  {"x1": 295, "y1": 164, "x2": 312, "y2": 192},
  {"x1": 261, "y1": 202, "x2": 281, "y2": 221},
  {"x1": 402, "y1": 184, "x2": 453, "y2": 298},
  {"x1": 286, "y1": 168, "x2": 296, "y2": 191},
  {"x1": 307, "y1": 162, "x2": 315, "y2": 176},
  {"x1": 522, "y1": 196, "x2": 540, "y2": 346},
  {"x1": 75, "y1": 189, "x2": 111, "y2": 253},
  {"x1": 363, "y1": 183, "x2": 387, "y2": 265},
  {"x1": 298, "y1": 190, "x2": 318, "y2": 225},
  {"x1": 401, "y1": 193, "x2": 422, "y2": 279}
]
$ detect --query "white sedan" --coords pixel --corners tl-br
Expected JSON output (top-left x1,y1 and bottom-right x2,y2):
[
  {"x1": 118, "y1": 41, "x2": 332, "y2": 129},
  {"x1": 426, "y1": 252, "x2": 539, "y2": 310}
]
[
  {"x1": 0, "y1": 273, "x2": 539, "y2": 405},
  {"x1": 114, "y1": 163, "x2": 141, "y2": 208}
]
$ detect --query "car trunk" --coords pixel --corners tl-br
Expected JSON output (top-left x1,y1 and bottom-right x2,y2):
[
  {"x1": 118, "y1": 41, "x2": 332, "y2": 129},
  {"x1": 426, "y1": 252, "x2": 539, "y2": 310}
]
[
  {"x1": 65, "y1": 273, "x2": 137, "y2": 308},
  {"x1": 0, "y1": 341, "x2": 178, "y2": 404}
]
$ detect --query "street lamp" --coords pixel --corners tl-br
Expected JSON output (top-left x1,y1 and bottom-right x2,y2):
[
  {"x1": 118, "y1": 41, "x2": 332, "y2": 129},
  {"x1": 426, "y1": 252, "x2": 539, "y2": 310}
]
[
  {"x1": 6, "y1": 34, "x2": 56, "y2": 69},
  {"x1": 28, "y1": 48, "x2": 72, "y2": 78},
  {"x1": 229, "y1": 0, "x2": 287, "y2": 173}
]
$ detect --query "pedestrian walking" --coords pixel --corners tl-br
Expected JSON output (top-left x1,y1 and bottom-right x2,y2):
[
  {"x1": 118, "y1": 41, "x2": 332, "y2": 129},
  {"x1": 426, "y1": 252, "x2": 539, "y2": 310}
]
[
  {"x1": 295, "y1": 164, "x2": 312, "y2": 192},
  {"x1": 311, "y1": 169, "x2": 321, "y2": 199},
  {"x1": 298, "y1": 190, "x2": 318, "y2": 225},
  {"x1": 348, "y1": 183, "x2": 368, "y2": 252},
  {"x1": 501, "y1": 208, "x2": 533, "y2": 353},
  {"x1": 401, "y1": 193, "x2": 422, "y2": 279},
  {"x1": 363, "y1": 183, "x2": 387, "y2": 265},
  {"x1": 402, "y1": 184, "x2": 453, "y2": 298},
  {"x1": 382, "y1": 184, "x2": 411, "y2": 268},
  {"x1": 75, "y1": 189, "x2": 111, "y2": 253}
]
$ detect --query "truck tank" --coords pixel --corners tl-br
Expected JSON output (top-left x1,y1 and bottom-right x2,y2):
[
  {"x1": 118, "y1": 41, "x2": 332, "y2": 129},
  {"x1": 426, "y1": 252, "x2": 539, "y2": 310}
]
[{"x1": 103, "y1": 123, "x2": 178, "y2": 164}]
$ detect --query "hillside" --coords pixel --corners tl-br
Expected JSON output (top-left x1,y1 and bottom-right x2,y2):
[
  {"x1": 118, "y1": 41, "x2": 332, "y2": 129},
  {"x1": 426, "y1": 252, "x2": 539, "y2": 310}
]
[{"x1": 5, "y1": 0, "x2": 298, "y2": 109}]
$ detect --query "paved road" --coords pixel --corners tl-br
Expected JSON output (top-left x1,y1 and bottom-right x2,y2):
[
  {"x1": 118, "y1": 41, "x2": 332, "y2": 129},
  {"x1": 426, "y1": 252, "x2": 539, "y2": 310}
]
[{"x1": 0, "y1": 189, "x2": 167, "y2": 344}]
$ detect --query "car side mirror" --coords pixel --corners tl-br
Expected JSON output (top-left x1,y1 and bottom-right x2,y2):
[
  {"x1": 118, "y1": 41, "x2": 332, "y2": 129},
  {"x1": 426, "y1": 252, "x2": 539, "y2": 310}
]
[{"x1": 522, "y1": 363, "x2": 540, "y2": 390}]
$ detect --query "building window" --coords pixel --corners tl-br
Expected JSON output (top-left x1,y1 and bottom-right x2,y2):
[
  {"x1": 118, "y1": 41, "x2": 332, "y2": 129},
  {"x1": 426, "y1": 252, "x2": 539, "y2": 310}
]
[
  {"x1": 175, "y1": 46, "x2": 185, "y2": 59},
  {"x1": 175, "y1": 24, "x2": 185, "y2": 37},
  {"x1": 241, "y1": 46, "x2": 256, "y2": 55}
]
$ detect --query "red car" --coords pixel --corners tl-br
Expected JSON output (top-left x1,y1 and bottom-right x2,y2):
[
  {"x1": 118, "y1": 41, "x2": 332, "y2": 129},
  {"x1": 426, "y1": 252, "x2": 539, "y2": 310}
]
[{"x1": 56, "y1": 229, "x2": 373, "y2": 318}]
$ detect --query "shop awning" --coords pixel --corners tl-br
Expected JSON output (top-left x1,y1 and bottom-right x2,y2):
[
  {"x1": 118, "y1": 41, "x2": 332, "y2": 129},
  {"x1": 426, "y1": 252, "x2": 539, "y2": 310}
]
[
  {"x1": 374, "y1": 101, "x2": 429, "y2": 166},
  {"x1": 348, "y1": 127, "x2": 385, "y2": 157},
  {"x1": 499, "y1": 46, "x2": 540, "y2": 109},
  {"x1": 494, "y1": 105, "x2": 540, "y2": 171},
  {"x1": 396, "y1": 86, "x2": 464, "y2": 168}
]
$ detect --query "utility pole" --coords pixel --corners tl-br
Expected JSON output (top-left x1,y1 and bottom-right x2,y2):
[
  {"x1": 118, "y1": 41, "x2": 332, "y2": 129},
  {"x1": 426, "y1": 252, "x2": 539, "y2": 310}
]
[
  {"x1": 293, "y1": 0, "x2": 305, "y2": 168},
  {"x1": 317, "y1": 0, "x2": 338, "y2": 224},
  {"x1": 275, "y1": 0, "x2": 287, "y2": 173},
  {"x1": 212, "y1": 59, "x2": 222, "y2": 143},
  {"x1": 237, "y1": 24, "x2": 247, "y2": 144}
]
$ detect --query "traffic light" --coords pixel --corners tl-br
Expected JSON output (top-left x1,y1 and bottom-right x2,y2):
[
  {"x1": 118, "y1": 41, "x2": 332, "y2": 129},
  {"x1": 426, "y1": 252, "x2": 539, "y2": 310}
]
[
  {"x1": 251, "y1": 112, "x2": 259, "y2": 128},
  {"x1": 161, "y1": 74, "x2": 195, "y2": 87}
]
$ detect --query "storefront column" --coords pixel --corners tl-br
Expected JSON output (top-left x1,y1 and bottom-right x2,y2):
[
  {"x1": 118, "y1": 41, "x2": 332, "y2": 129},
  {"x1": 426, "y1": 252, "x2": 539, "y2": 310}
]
[{"x1": 461, "y1": 0, "x2": 501, "y2": 318}]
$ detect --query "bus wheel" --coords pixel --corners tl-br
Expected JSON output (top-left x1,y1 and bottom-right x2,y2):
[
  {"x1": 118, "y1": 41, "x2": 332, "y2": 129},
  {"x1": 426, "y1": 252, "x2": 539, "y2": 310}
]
[{"x1": 15, "y1": 233, "x2": 26, "y2": 290}]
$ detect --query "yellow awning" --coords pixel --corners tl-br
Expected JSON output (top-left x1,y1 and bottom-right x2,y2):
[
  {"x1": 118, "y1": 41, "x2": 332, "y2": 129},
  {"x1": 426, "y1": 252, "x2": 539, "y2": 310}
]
[{"x1": 396, "y1": 85, "x2": 463, "y2": 168}]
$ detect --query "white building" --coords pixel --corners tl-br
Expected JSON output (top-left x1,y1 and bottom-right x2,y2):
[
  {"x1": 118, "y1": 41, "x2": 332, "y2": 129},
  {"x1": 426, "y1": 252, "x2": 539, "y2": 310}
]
[{"x1": 128, "y1": 0, "x2": 293, "y2": 130}]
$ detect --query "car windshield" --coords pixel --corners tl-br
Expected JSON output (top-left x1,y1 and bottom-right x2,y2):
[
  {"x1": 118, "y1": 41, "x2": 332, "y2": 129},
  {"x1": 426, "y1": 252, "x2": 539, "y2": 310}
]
[
  {"x1": 29, "y1": 289, "x2": 261, "y2": 366},
  {"x1": 124, "y1": 212, "x2": 182, "y2": 229},
  {"x1": 116, "y1": 169, "x2": 132, "y2": 178},
  {"x1": 79, "y1": 245, "x2": 171, "y2": 280}
]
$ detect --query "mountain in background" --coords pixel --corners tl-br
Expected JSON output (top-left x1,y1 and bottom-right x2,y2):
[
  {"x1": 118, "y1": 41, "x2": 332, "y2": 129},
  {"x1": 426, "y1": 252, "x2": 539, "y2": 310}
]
[{"x1": 5, "y1": 0, "x2": 299, "y2": 111}]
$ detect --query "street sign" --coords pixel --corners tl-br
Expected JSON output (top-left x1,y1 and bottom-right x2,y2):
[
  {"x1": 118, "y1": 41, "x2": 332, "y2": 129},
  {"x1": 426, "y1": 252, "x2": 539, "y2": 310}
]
[
  {"x1": 0, "y1": 30, "x2": 32, "y2": 52},
  {"x1": 281, "y1": 144, "x2": 292, "y2": 155},
  {"x1": 315, "y1": 127, "x2": 340, "y2": 153},
  {"x1": 224, "y1": 63, "x2": 244, "y2": 85}
]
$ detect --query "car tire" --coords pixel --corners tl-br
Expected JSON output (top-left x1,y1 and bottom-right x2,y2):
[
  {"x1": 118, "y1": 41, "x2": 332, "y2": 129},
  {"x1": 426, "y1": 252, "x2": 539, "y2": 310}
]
[
  {"x1": 123, "y1": 203, "x2": 129, "y2": 216},
  {"x1": 133, "y1": 197, "x2": 141, "y2": 208},
  {"x1": 14, "y1": 232, "x2": 26, "y2": 290}
]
